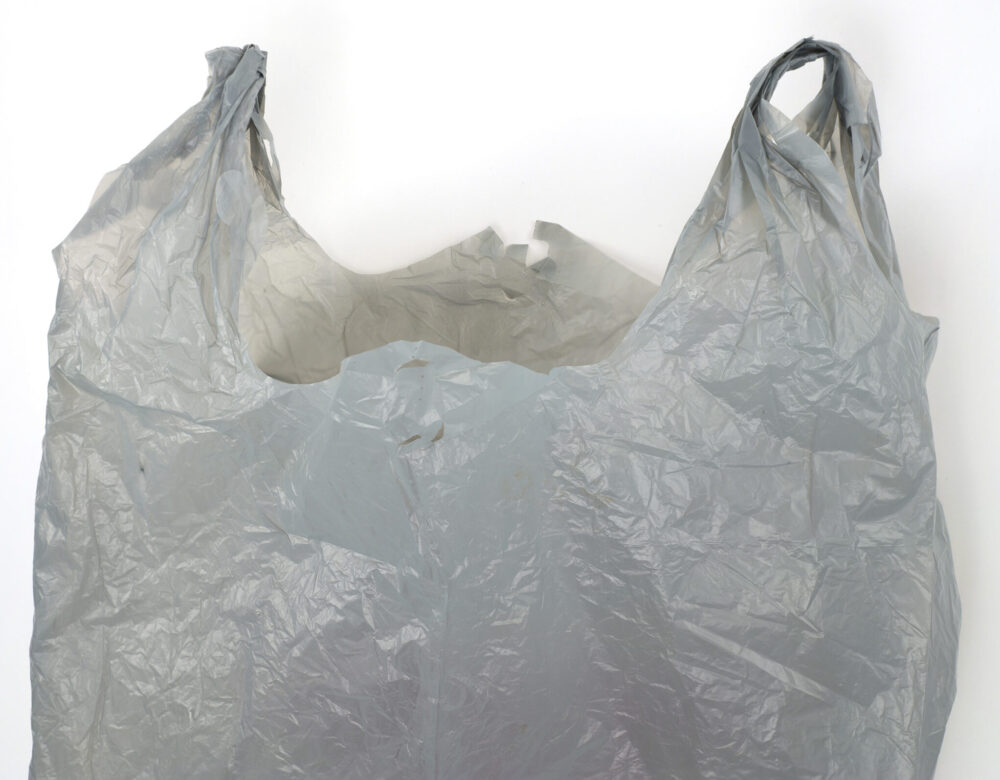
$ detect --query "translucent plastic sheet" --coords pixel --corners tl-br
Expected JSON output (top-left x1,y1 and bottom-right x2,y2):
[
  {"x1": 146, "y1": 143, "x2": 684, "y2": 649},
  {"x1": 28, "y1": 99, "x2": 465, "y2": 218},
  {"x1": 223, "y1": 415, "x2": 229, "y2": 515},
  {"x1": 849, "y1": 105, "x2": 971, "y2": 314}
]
[{"x1": 31, "y1": 38, "x2": 959, "y2": 778}]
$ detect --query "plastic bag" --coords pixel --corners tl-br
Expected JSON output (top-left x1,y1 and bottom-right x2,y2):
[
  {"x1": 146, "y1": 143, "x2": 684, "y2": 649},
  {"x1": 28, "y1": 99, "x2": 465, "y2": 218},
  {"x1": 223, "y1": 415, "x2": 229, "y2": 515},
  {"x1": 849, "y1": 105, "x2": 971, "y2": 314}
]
[{"x1": 31, "y1": 38, "x2": 959, "y2": 778}]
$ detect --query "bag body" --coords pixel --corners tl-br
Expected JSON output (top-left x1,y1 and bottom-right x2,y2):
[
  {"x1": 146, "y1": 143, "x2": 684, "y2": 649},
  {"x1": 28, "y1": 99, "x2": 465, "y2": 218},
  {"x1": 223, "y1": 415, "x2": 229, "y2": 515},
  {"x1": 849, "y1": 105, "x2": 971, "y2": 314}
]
[{"x1": 31, "y1": 38, "x2": 959, "y2": 779}]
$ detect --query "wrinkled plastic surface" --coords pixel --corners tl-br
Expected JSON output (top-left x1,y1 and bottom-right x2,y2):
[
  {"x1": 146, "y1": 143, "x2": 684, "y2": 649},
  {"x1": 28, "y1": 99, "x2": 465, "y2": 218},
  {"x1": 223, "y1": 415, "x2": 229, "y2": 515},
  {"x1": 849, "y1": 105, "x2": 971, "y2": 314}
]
[{"x1": 32, "y1": 38, "x2": 959, "y2": 778}]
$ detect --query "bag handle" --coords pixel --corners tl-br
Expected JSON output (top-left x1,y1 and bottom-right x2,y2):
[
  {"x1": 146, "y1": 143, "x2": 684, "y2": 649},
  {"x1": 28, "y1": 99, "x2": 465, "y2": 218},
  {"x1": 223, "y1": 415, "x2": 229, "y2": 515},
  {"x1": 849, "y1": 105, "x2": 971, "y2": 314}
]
[
  {"x1": 745, "y1": 37, "x2": 875, "y2": 136},
  {"x1": 99, "y1": 45, "x2": 275, "y2": 388},
  {"x1": 733, "y1": 38, "x2": 904, "y2": 295}
]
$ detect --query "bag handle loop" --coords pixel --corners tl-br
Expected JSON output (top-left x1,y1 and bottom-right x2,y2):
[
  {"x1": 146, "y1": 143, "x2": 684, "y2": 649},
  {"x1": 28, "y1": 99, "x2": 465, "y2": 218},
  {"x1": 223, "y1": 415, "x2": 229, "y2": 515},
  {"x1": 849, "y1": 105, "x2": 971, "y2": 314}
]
[
  {"x1": 732, "y1": 38, "x2": 905, "y2": 296},
  {"x1": 743, "y1": 38, "x2": 878, "y2": 157}
]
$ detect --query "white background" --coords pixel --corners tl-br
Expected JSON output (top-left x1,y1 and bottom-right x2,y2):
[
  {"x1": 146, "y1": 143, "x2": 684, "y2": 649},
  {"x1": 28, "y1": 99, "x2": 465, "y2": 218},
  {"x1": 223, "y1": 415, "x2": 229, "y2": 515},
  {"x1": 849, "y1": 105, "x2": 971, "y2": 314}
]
[{"x1": 1, "y1": 1, "x2": 995, "y2": 777}]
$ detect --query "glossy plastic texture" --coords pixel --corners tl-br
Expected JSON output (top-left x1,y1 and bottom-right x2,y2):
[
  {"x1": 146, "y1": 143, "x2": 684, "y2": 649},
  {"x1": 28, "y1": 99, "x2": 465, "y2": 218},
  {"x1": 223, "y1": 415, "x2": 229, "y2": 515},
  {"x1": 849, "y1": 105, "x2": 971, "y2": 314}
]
[{"x1": 31, "y1": 38, "x2": 959, "y2": 779}]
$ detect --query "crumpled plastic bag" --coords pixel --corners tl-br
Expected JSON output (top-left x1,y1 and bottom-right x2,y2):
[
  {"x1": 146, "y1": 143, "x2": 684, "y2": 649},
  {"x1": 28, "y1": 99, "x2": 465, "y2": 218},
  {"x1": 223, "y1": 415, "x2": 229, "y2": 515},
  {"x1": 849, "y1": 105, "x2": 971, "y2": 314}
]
[{"x1": 31, "y1": 37, "x2": 959, "y2": 779}]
